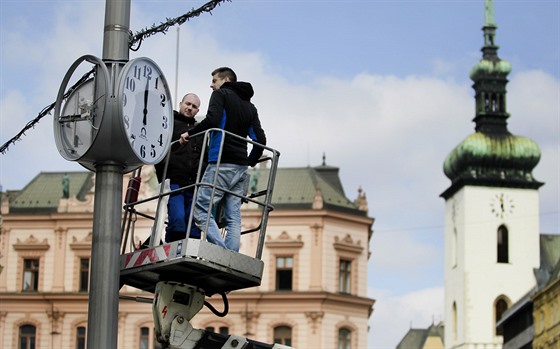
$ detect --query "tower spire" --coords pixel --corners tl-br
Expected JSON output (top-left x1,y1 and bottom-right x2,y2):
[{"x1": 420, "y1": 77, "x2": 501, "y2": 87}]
[
  {"x1": 482, "y1": 0, "x2": 499, "y2": 60},
  {"x1": 470, "y1": 0, "x2": 511, "y2": 133},
  {"x1": 484, "y1": 0, "x2": 496, "y2": 27},
  {"x1": 441, "y1": 0, "x2": 542, "y2": 198}
]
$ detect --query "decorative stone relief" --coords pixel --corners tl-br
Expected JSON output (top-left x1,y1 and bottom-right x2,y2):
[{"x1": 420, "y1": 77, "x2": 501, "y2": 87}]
[
  {"x1": 46, "y1": 307, "x2": 65, "y2": 334},
  {"x1": 305, "y1": 311, "x2": 324, "y2": 334},
  {"x1": 13, "y1": 235, "x2": 50, "y2": 251},
  {"x1": 311, "y1": 224, "x2": 323, "y2": 246},
  {"x1": 312, "y1": 185, "x2": 324, "y2": 210},
  {"x1": 333, "y1": 234, "x2": 363, "y2": 254},
  {"x1": 70, "y1": 232, "x2": 93, "y2": 251},
  {"x1": 265, "y1": 231, "x2": 303, "y2": 249},
  {"x1": 354, "y1": 186, "x2": 368, "y2": 212}
]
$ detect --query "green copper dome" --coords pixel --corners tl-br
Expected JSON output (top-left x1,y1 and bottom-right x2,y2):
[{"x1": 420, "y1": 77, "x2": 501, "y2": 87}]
[
  {"x1": 470, "y1": 59, "x2": 512, "y2": 80},
  {"x1": 444, "y1": 132, "x2": 541, "y2": 181},
  {"x1": 441, "y1": 0, "x2": 543, "y2": 199}
]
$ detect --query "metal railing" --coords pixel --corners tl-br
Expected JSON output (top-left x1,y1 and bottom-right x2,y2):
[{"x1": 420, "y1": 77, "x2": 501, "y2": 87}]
[{"x1": 120, "y1": 128, "x2": 280, "y2": 260}]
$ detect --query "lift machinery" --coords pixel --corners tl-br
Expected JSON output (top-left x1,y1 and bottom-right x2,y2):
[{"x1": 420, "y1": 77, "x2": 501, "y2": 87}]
[{"x1": 119, "y1": 131, "x2": 292, "y2": 349}]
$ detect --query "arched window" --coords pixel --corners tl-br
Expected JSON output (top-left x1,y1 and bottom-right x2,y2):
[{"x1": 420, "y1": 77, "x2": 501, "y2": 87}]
[
  {"x1": 497, "y1": 225, "x2": 509, "y2": 263},
  {"x1": 338, "y1": 327, "x2": 352, "y2": 349},
  {"x1": 19, "y1": 324, "x2": 36, "y2": 349},
  {"x1": 139, "y1": 326, "x2": 162, "y2": 349},
  {"x1": 273, "y1": 326, "x2": 292, "y2": 346},
  {"x1": 495, "y1": 298, "x2": 508, "y2": 336},
  {"x1": 76, "y1": 326, "x2": 86, "y2": 349},
  {"x1": 139, "y1": 327, "x2": 150, "y2": 349},
  {"x1": 491, "y1": 94, "x2": 498, "y2": 112}
]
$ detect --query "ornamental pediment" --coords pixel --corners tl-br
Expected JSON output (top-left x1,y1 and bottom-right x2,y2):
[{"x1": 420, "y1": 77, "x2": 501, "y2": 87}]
[
  {"x1": 70, "y1": 232, "x2": 93, "y2": 250},
  {"x1": 333, "y1": 234, "x2": 363, "y2": 254},
  {"x1": 265, "y1": 231, "x2": 304, "y2": 248},
  {"x1": 13, "y1": 235, "x2": 50, "y2": 251}
]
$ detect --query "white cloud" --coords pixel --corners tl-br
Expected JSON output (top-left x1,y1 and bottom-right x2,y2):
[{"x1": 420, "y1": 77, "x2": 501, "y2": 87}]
[
  {"x1": 1, "y1": 3, "x2": 558, "y2": 348},
  {"x1": 508, "y1": 70, "x2": 560, "y2": 141},
  {"x1": 370, "y1": 230, "x2": 439, "y2": 272},
  {"x1": 368, "y1": 287, "x2": 444, "y2": 348}
]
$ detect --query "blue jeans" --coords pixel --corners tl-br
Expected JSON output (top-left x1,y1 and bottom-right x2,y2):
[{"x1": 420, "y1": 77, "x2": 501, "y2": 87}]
[
  {"x1": 194, "y1": 164, "x2": 248, "y2": 252},
  {"x1": 166, "y1": 183, "x2": 201, "y2": 242}
]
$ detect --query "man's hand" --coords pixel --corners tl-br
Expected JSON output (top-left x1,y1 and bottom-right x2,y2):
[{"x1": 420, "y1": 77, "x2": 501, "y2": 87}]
[{"x1": 179, "y1": 131, "x2": 190, "y2": 145}]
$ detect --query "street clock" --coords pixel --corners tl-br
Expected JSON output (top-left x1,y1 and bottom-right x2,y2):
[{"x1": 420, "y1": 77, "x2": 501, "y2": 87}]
[
  {"x1": 117, "y1": 57, "x2": 173, "y2": 165},
  {"x1": 53, "y1": 56, "x2": 173, "y2": 172},
  {"x1": 53, "y1": 55, "x2": 110, "y2": 165}
]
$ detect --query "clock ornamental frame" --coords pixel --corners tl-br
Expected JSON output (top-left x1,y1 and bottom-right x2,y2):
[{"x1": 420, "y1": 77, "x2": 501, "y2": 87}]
[{"x1": 117, "y1": 57, "x2": 173, "y2": 166}]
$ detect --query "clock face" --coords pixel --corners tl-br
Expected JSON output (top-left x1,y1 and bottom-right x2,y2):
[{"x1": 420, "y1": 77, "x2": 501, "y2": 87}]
[
  {"x1": 490, "y1": 193, "x2": 515, "y2": 219},
  {"x1": 119, "y1": 58, "x2": 173, "y2": 165},
  {"x1": 56, "y1": 78, "x2": 97, "y2": 160}
]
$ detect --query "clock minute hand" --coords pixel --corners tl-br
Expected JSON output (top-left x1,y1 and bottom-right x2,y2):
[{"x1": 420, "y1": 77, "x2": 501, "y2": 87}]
[{"x1": 143, "y1": 79, "x2": 149, "y2": 126}]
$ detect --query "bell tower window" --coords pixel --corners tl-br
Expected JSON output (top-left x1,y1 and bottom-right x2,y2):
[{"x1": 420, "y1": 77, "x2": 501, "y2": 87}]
[{"x1": 497, "y1": 225, "x2": 509, "y2": 263}]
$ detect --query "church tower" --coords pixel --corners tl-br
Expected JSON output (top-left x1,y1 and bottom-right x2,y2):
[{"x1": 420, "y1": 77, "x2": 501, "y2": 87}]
[{"x1": 441, "y1": 1, "x2": 543, "y2": 348}]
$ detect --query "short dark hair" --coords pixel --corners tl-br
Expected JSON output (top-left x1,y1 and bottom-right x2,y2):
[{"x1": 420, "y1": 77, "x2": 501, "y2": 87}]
[{"x1": 211, "y1": 67, "x2": 237, "y2": 82}]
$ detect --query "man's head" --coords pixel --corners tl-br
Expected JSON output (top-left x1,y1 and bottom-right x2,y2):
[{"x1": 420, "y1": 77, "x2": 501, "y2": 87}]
[
  {"x1": 179, "y1": 93, "x2": 201, "y2": 118},
  {"x1": 210, "y1": 67, "x2": 237, "y2": 90}
]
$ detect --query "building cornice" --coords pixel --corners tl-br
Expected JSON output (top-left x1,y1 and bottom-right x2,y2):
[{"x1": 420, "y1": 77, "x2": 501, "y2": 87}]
[
  {"x1": 228, "y1": 291, "x2": 375, "y2": 307},
  {"x1": 0, "y1": 292, "x2": 90, "y2": 300},
  {"x1": 262, "y1": 209, "x2": 374, "y2": 226}
]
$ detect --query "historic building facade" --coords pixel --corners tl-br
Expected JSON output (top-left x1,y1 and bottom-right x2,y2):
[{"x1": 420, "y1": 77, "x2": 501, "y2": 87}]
[
  {"x1": 532, "y1": 264, "x2": 560, "y2": 349},
  {"x1": 0, "y1": 161, "x2": 374, "y2": 348}
]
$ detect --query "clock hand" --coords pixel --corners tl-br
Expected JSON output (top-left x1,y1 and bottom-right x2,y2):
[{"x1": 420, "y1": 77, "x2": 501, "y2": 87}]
[
  {"x1": 143, "y1": 79, "x2": 149, "y2": 126},
  {"x1": 499, "y1": 195, "x2": 504, "y2": 211}
]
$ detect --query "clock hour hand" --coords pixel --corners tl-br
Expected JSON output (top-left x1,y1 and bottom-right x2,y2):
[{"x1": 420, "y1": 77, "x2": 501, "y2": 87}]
[{"x1": 143, "y1": 79, "x2": 149, "y2": 125}]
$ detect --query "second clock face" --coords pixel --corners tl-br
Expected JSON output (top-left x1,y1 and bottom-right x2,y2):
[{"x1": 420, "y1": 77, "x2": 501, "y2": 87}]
[
  {"x1": 490, "y1": 193, "x2": 515, "y2": 219},
  {"x1": 58, "y1": 78, "x2": 96, "y2": 159},
  {"x1": 119, "y1": 58, "x2": 173, "y2": 165}
]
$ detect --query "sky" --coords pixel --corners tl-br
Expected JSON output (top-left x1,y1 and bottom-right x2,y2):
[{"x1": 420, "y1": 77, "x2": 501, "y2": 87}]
[{"x1": 1, "y1": 0, "x2": 559, "y2": 347}]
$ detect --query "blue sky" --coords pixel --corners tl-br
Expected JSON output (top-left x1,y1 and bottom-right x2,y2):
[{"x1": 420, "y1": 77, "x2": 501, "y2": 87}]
[{"x1": 1, "y1": 1, "x2": 559, "y2": 347}]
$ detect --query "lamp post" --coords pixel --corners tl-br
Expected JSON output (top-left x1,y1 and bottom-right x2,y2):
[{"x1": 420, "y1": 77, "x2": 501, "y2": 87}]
[{"x1": 86, "y1": 1, "x2": 130, "y2": 348}]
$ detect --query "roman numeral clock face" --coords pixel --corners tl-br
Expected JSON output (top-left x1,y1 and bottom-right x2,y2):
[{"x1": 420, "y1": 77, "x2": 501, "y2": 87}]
[{"x1": 119, "y1": 57, "x2": 173, "y2": 165}]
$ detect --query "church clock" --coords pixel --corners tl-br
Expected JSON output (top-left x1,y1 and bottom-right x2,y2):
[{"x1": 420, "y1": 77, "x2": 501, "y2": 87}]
[{"x1": 490, "y1": 193, "x2": 515, "y2": 219}]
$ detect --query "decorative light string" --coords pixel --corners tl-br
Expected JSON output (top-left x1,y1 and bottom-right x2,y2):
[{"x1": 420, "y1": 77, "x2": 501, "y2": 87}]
[{"x1": 0, "y1": 0, "x2": 230, "y2": 154}]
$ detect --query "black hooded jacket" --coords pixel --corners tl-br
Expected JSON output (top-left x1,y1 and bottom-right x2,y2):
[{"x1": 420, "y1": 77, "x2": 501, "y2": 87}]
[
  {"x1": 155, "y1": 110, "x2": 206, "y2": 186},
  {"x1": 190, "y1": 81, "x2": 266, "y2": 166}
]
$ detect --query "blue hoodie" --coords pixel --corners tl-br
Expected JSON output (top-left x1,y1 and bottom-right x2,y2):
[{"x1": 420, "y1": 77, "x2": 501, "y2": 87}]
[{"x1": 190, "y1": 81, "x2": 266, "y2": 166}]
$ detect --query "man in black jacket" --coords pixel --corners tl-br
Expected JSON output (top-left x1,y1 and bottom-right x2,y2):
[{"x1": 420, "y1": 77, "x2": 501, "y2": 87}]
[
  {"x1": 155, "y1": 93, "x2": 205, "y2": 242},
  {"x1": 180, "y1": 67, "x2": 266, "y2": 252}
]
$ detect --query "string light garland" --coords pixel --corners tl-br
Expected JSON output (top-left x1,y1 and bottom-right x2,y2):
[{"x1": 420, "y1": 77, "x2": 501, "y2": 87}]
[{"x1": 1, "y1": 0, "x2": 230, "y2": 154}]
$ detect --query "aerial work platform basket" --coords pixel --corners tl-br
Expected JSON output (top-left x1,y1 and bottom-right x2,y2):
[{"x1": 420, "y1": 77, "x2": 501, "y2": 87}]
[
  {"x1": 120, "y1": 238, "x2": 264, "y2": 294},
  {"x1": 119, "y1": 129, "x2": 279, "y2": 295}
]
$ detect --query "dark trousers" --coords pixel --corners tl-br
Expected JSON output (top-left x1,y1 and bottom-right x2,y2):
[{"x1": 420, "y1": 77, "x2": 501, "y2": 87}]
[{"x1": 166, "y1": 183, "x2": 201, "y2": 242}]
